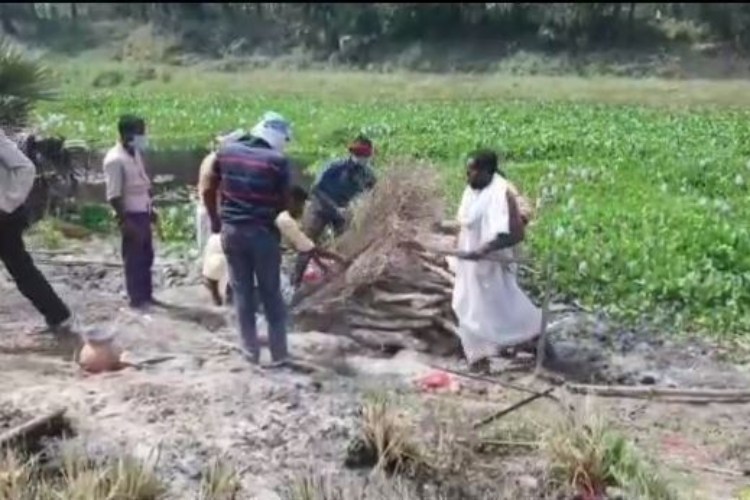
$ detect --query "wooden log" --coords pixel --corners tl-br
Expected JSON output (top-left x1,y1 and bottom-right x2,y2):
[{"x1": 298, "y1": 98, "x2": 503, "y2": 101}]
[
  {"x1": 419, "y1": 259, "x2": 456, "y2": 285},
  {"x1": 348, "y1": 329, "x2": 428, "y2": 353},
  {"x1": 566, "y1": 384, "x2": 750, "y2": 400},
  {"x1": 416, "y1": 250, "x2": 452, "y2": 271},
  {"x1": 433, "y1": 316, "x2": 459, "y2": 337},
  {"x1": 0, "y1": 408, "x2": 70, "y2": 451},
  {"x1": 415, "y1": 326, "x2": 461, "y2": 355},
  {"x1": 350, "y1": 303, "x2": 441, "y2": 321},
  {"x1": 371, "y1": 289, "x2": 444, "y2": 307},
  {"x1": 348, "y1": 315, "x2": 432, "y2": 331}
]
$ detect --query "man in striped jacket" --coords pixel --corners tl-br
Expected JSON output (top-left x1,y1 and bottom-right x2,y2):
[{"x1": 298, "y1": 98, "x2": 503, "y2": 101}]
[{"x1": 202, "y1": 112, "x2": 294, "y2": 368}]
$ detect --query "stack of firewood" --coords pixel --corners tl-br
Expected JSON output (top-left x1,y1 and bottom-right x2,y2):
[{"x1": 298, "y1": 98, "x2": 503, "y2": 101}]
[{"x1": 293, "y1": 226, "x2": 463, "y2": 356}]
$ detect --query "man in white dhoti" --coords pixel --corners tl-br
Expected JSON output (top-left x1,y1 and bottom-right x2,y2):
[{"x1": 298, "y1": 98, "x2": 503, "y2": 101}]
[{"x1": 451, "y1": 150, "x2": 542, "y2": 372}]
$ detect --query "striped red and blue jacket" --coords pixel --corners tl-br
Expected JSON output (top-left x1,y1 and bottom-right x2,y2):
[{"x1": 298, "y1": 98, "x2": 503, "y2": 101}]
[{"x1": 212, "y1": 139, "x2": 290, "y2": 229}]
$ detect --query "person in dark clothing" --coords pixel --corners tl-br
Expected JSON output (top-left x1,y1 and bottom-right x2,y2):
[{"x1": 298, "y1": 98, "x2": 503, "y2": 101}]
[
  {"x1": 202, "y1": 112, "x2": 294, "y2": 368},
  {"x1": 293, "y1": 135, "x2": 376, "y2": 286},
  {"x1": 0, "y1": 129, "x2": 72, "y2": 332}
]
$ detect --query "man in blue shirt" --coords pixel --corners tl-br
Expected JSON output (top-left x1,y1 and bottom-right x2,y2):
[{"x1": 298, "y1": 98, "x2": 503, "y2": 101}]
[
  {"x1": 202, "y1": 112, "x2": 293, "y2": 368},
  {"x1": 293, "y1": 135, "x2": 376, "y2": 285}
]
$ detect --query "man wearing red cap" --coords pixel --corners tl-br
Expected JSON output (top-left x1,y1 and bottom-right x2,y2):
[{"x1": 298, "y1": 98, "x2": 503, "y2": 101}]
[{"x1": 293, "y1": 135, "x2": 376, "y2": 285}]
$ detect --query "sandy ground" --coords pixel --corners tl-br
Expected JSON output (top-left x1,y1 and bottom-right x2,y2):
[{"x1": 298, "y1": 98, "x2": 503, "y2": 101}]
[{"x1": 1, "y1": 237, "x2": 750, "y2": 499}]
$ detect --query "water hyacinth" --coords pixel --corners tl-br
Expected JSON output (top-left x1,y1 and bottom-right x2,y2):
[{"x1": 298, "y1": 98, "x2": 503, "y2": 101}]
[{"x1": 34, "y1": 89, "x2": 750, "y2": 335}]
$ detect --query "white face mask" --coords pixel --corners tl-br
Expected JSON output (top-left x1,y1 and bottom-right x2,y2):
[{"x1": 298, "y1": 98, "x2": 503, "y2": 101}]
[
  {"x1": 352, "y1": 155, "x2": 371, "y2": 167},
  {"x1": 131, "y1": 135, "x2": 148, "y2": 152}
]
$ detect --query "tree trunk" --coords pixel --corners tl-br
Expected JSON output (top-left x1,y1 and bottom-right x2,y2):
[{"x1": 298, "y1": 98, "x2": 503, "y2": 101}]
[{"x1": 627, "y1": 3, "x2": 636, "y2": 45}]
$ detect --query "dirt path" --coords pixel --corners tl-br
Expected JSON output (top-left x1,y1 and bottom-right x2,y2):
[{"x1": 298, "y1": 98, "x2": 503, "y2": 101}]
[{"x1": 1, "y1": 239, "x2": 750, "y2": 499}]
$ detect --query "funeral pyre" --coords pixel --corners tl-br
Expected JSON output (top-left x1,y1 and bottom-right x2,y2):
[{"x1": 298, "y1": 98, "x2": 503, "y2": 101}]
[{"x1": 292, "y1": 162, "x2": 467, "y2": 356}]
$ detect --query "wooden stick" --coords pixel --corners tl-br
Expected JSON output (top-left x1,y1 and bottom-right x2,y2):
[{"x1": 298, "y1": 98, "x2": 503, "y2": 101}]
[
  {"x1": 473, "y1": 387, "x2": 556, "y2": 429},
  {"x1": 566, "y1": 384, "x2": 750, "y2": 400},
  {"x1": 0, "y1": 408, "x2": 70, "y2": 450},
  {"x1": 34, "y1": 258, "x2": 125, "y2": 268},
  {"x1": 475, "y1": 439, "x2": 539, "y2": 448},
  {"x1": 429, "y1": 363, "x2": 558, "y2": 399},
  {"x1": 535, "y1": 251, "x2": 556, "y2": 375}
]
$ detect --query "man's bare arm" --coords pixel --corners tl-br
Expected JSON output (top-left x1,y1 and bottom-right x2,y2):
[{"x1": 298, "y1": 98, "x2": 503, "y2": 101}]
[
  {"x1": 460, "y1": 191, "x2": 525, "y2": 259},
  {"x1": 202, "y1": 155, "x2": 223, "y2": 233},
  {"x1": 203, "y1": 174, "x2": 221, "y2": 234}
]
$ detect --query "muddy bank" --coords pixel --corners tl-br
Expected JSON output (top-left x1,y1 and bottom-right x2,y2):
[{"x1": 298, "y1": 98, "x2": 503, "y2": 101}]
[{"x1": 2, "y1": 237, "x2": 750, "y2": 498}]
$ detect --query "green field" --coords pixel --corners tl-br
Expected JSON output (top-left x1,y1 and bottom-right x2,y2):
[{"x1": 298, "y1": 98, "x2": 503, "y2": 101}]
[{"x1": 36, "y1": 67, "x2": 750, "y2": 335}]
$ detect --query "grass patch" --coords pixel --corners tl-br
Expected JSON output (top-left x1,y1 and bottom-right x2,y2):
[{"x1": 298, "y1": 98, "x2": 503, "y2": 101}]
[
  {"x1": 0, "y1": 446, "x2": 166, "y2": 499},
  {"x1": 345, "y1": 393, "x2": 424, "y2": 475},
  {"x1": 198, "y1": 457, "x2": 241, "y2": 500},
  {"x1": 0, "y1": 444, "x2": 249, "y2": 499},
  {"x1": 543, "y1": 401, "x2": 676, "y2": 499}
]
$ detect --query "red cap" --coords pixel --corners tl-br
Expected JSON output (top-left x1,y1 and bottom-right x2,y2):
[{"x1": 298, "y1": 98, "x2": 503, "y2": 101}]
[{"x1": 348, "y1": 139, "x2": 373, "y2": 158}]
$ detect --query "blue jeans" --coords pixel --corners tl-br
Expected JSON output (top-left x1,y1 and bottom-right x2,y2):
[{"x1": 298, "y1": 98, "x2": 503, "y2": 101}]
[{"x1": 222, "y1": 223, "x2": 288, "y2": 362}]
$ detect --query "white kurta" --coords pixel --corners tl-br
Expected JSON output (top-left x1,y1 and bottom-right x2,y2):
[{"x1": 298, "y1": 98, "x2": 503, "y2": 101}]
[{"x1": 451, "y1": 174, "x2": 542, "y2": 363}]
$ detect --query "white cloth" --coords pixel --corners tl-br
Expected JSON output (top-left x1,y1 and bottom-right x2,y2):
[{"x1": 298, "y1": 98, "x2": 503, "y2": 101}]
[
  {"x1": 0, "y1": 130, "x2": 36, "y2": 214},
  {"x1": 200, "y1": 211, "x2": 310, "y2": 306},
  {"x1": 202, "y1": 233, "x2": 229, "y2": 294},
  {"x1": 196, "y1": 202, "x2": 211, "y2": 253},
  {"x1": 451, "y1": 174, "x2": 542, "y2": 363}
]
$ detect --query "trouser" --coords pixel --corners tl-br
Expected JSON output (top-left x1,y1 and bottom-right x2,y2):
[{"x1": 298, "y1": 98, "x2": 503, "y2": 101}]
[
  {"x1": 292, "y1": 196, "x2": 346, "y2": 286},
  {"x1": 0, "y1": 206, "x2": 71, "y2": 326},
  {"x1": 222, "y1": 222, "x2": 287, "y2": 363},
  {"x1": 121, "y1": 212, "x2": 154, "y2": 307}
]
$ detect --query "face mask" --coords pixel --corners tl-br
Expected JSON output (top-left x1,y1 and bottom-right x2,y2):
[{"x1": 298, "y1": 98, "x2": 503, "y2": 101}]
[
  {"x1": 131, "y1": 135, "x2": 148, "y2": 151},
  {"x1": 352, "y1": 156, "x2": 371, "y2": 167}
]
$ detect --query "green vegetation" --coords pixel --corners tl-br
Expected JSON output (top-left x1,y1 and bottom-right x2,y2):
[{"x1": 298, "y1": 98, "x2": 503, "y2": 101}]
[
  {"x1": 34, "y1": 70, "x2": 750, "y2": 336},
  {"x1": 544, "y1": 403, "x2": 676, "y2": 499},
  {"x1": 0, "y1": 36, "x2": 56, "y2": 129}
]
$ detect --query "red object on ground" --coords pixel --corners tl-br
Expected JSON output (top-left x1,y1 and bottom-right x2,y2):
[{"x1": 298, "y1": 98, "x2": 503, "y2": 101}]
[
  {"x1": 417, "y1": 370, "x2": 460, "y2": 392},
  {"x1": 302, "y1": 257, "x2": 341, "y2": 285},
  {"x1": 302, "y1": 263, "x2": 323, "y2": 284}
]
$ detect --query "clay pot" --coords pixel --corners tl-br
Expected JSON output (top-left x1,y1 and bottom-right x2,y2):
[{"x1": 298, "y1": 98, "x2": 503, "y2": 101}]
[{"x1": 78, "y1": 340, "x2": 123, "y2": 374}]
